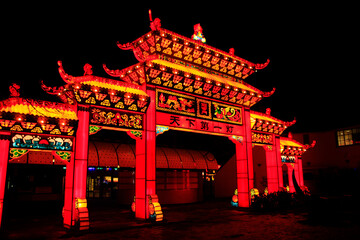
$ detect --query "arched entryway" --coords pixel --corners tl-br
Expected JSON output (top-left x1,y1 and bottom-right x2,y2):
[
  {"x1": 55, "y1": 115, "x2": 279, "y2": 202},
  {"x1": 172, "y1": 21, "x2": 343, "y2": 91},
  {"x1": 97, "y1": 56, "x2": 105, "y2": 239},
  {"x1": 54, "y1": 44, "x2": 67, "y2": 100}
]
[
  {"x1": 252, "y1": 146, "x2": 267, "y2": 193},
  {"x1": 282, "y1": 164, "x2": 289, "y2": 188}
]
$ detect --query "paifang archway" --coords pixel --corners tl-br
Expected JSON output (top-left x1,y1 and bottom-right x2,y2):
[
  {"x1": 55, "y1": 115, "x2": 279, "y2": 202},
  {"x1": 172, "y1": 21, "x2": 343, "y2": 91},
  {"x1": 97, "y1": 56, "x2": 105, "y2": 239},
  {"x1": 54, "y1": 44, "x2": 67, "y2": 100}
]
[{"x1": 0, "y1": 15, "x2": 316, "y2": 231}]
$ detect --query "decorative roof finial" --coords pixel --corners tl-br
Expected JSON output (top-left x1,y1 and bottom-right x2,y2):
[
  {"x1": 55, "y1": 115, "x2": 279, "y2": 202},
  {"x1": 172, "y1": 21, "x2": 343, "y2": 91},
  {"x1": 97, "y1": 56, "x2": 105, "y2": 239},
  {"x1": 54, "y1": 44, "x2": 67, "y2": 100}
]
[
  {"x1": 83, "y1": 63, "x2": 93, "y2": 76},
  {"x1": 265, "y1": 108, "x2": 271, "y2": 115},
  {"x1": 192, "y1": 23, "x2": 206, "y2": 43},
  {"x1": 149, "y1": 10, "x2": 161, "y2": 31},
  {"x1": 149, "y1": 9, "x2": 153, "y2": 22},
  {"x1": 229, "y1": 48, "x2": 235, "y2": 55},
  {"x1": 9, "y1": 83, "x2": 20, "y2": 97},
  {"x1": 150, "y1": 18, "x2": 161, "y2": 31},
  {"x1": 288, "y1": 132, "x2": 293, "y2": 139}
]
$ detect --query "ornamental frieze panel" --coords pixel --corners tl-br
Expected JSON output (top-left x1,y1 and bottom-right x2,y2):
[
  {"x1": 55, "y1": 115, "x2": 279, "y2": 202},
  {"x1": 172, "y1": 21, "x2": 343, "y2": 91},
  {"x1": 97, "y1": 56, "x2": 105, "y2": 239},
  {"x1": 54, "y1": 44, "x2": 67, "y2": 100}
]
[
  {"x1": 72, "y1": 87, "x2": 149, "y2": 113},
  {"x1": 155, "y1": 89, "x2": 242, "y2": 125},
  {"x1": 11, "y1": 134, "x2": 73, "y2": 151},
  {"x1": 0, "y1": 112, "x2": 76, "y2": 136},
  {"x1": 131, "y1": 31, "x2": 268, "y2": 80},
  {"x1": 156, "y1": 89, "x2": 196, "y2": 116},
  {"x1": 251, "y1": 132, "x2": 274, "y2": 145},
  {"x1": 146, "y1": 61, "x2": 261, "y2": 107},
  {"x1": 89, "y1": 107, "x2": 143, "y2": 130}
]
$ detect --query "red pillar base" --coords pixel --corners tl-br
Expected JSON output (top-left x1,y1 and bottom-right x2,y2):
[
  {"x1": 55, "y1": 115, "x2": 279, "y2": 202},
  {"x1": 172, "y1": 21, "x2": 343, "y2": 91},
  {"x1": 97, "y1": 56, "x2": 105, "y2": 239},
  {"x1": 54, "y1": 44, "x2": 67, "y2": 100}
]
[
  {"x1": 264, "y1": 145, "x2": 279, "y2": 193},
  {"x1": 0, "y1": 135, "x2": 10, "y2": 228},
  {"x1": 63, "y1": 106, "x2": 90, "y2": 230}
]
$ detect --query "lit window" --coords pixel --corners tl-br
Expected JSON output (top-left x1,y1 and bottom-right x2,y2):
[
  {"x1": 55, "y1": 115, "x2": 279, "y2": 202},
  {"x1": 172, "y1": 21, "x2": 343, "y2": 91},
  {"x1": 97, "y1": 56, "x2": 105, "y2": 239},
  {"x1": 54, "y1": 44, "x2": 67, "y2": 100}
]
[
  {"x1": 337, "y1": 131, "x2": 345, "y2": 146},
  {"x1": 337, "y1": 128, "x2": 358, "y2": 146}
]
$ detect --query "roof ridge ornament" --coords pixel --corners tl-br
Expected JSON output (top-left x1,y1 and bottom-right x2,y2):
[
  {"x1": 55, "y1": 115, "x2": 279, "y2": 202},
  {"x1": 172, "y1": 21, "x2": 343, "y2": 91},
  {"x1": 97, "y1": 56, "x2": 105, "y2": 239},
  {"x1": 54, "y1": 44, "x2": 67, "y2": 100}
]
[
  {"x1": 305, "y1": 140, "x2": 316, "y2": 149},
  {"x1": 58, "y1": 61, "x2": 75, "y2": 84},
  {"x1": 192, "y1": 23, "x2": 206, "y2": 43},
  {"x1": 285, "y1": 118, "x2": 297, "y2": 127},
  {"x1": 149, "y1": 9, "x2": 161, "y2": 31},
  {"x1": 9, "y1": 83, "x2": 20, "y2": 97},
  {"x1": 265, "y1": 108, "x2": 271, "y2": 115},
  {"x1": 83, "y1": 63, "x2": 93, "y2": 76},
  {"x1": 255, "y1": 59, "x2": 270, "y2": 70},
  {"x1": 40, "y1": 80, "x2": 65, "y2": 96},
  {"x1": 229, "y1": 48, "x2": 235, "y2": 55},
  {"x1": 263, "y1": 87, "x2": 276, "y2": 97}
]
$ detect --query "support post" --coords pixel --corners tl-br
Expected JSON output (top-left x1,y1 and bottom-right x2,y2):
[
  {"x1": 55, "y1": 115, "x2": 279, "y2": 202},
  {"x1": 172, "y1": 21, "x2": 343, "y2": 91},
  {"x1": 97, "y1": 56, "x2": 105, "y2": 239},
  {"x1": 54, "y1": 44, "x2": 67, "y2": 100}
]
[
  {"x1": 294, "y1": 156, "x2": 300, "y2": 188},
  {"x1": 63, "y1": 106, "x2": 89, "y2": 230},
  {"x1": 231, "y1": 108, "x2": 253, "y2": 207},
  {"x1": 275, "y1": 136, "x2": 283, "y2": 189},
  {"x1": 135, "y1": 89, "x2": 157, "y2": 219},
  {"x1": 63, "y1": 151, "x2": 75, "y2": 228},
  {"x1": 244, "y1": 109, "x2": 254, "y2": 191},
  {"x1": 234, "y1": 142, "x2": 250, "y2": 207},
  {"x1": 297, "y1": 156, "x2": 304, "y2": 187},
  {"x1": 287, "y1": 164, "x2": 295, "y2": 192},
  {"x1": 264, "y1": 144, "x2": 279, "y2": 193},
  {"x1": 0, "y1": 134, "x2": 10, "y2": 229}
]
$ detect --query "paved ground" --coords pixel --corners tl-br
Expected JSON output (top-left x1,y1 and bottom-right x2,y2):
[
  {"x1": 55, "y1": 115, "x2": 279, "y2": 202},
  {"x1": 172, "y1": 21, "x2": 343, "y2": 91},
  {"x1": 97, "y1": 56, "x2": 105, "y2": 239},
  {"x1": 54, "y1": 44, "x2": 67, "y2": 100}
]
[{"x1": 1, "y1": 198, "x2": 360, "y2": 239}]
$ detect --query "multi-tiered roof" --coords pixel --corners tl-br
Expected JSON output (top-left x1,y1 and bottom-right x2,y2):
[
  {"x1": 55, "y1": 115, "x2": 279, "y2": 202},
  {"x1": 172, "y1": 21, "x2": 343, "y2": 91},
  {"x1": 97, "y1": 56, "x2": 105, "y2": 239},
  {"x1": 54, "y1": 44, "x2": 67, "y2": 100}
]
[{"x1": 104, "y1": 17, "x2": 275, "y2": 107}]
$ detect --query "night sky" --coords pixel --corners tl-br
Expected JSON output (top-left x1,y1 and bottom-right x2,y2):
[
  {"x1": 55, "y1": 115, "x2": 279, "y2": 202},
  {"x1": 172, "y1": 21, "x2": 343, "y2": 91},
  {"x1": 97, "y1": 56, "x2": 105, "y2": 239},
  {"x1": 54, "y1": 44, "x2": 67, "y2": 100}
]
[{"x1": 2, "y1": 2, "x2": 359, "y2": 133}]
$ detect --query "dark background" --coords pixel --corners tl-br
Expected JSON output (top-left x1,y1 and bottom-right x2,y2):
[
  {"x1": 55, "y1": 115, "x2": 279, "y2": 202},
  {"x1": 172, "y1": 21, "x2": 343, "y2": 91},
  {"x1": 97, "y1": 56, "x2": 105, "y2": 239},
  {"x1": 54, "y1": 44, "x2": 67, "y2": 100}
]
[{"x1": 2, "y1": 2, "x2": 359, "y2": 133}]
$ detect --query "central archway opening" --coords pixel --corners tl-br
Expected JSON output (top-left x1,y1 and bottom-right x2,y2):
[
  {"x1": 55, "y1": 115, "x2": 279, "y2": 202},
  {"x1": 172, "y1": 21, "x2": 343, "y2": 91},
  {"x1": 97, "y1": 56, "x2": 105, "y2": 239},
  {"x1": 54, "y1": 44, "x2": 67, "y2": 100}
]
[
  {"x1": 252, "y1": 145, "x2": 267, "y2": 193},
  {"x1": 157, "y1": 129, "x2": 235, "y2": 203}
]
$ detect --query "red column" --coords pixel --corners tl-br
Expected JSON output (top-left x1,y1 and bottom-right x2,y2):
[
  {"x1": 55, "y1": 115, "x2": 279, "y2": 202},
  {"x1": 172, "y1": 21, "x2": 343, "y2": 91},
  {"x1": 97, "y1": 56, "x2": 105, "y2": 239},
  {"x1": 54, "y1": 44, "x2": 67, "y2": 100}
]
[
  {"x1": 297, "y1": 156, "x2": 304, "y2": 187},
  {"x1": 63, "y1": 149, "x2": 75, "y2": 228},
  {"x1": 232, "y1": 108, "x2": 252, "y2": 207},
  {"x1": 275, "y1": 137, "x2": 283, "y2": 189},
  {"x1": 235, "y1": 142, "x2": 249, "y2": 207},
  {"x1": 0, "y1": 134, "x2": 10, "y2": 228},
  {"x1": 264, "y1": 143, "x2": 279, "y2": 193},
  {"x1": 135, "y1": 89, "x2": 156, "y2": 219},
  {"x1": 287, "y1": 164, "x2": 295, "y2": 192},
  {"x1": 63, "y1": 106, "x2": 89, "y2": 229},
  {"x1": 244, "y1": 109, "x2": 254, "y2": 190},
  {"x1": 294, "y1": 156, "x2": 300, "y2": 188}
]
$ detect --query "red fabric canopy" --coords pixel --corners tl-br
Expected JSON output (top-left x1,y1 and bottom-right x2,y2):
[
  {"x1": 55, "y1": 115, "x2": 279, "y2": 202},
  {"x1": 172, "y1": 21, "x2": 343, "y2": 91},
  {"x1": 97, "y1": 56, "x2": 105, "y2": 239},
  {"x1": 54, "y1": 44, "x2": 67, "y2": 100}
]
[{"x1": 10, "y1": 141, "x2": 218, "y2": 170}]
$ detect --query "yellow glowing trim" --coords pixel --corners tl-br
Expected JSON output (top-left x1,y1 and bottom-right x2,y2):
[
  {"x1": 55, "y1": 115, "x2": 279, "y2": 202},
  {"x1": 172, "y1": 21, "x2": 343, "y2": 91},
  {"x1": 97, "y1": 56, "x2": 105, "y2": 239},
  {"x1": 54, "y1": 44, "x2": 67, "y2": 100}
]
[
  {"x1": 165, "y1": 125, "x2": 241, "y2": 138},
  {"x1": 82, "y1": 81, "x2": 148, "y2": 97},
  {"x1": 1, "y1": 104, "x2": 78, "y2": 120},
  {"x1": 151, "y1": 59, "x2": 260, "y2": 93},
  {"x1": 250, "y1": 113, "x2": 282, "y2": 124},
  {"x1": 76, "y1": 198, "x2": 87, "y2": 208},
  {"x1": 280, "y1": 139, "x2": 303, "y2": 148},
  {"x1": 250, "y1": 117, "x2": 256, "y2": 129}
]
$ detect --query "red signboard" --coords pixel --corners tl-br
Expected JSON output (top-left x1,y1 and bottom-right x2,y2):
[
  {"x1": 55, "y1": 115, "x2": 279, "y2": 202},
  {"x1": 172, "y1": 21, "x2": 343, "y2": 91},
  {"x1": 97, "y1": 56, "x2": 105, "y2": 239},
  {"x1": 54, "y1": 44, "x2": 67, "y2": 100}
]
[
  {"x1": 156, "y1": 89, "x2": 242, "y2": 125},
  {"x1": 156, "y1": 112, "x2": 244, "y2": 136},
  {"x1": 90, "y1": 107, "x2": 143, "y2": 130},
  {"x1": 251, "y1": 131, "x2": 273, "y2": 145}
]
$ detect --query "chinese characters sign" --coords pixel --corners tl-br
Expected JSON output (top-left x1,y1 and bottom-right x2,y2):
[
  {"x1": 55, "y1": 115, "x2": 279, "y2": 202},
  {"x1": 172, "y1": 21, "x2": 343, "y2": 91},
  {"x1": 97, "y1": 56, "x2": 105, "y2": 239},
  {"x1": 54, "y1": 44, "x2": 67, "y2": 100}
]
[
  {"x1": 90, "y1": 107, "x2": 143, "y2": 130},
  {"x1": 156, "y1": 112, "x2": 243, "y2": 136},
  {"x1": 252, "y1": 132, "x2": 273, "y2": 145},
  {"x1": 11, "y1": 134, "x2": 73, "y2": 151},
  {"x1": 156, "y1": 89, "x2": 242, "y2": 125}
]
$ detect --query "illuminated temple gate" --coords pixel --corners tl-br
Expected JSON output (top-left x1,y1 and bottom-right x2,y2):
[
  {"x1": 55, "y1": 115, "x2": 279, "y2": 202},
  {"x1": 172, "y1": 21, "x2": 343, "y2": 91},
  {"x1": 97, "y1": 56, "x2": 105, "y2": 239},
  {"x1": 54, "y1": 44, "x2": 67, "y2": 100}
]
[{"x1": 0, "y1": 15, "x2": 315, "y2": 230}]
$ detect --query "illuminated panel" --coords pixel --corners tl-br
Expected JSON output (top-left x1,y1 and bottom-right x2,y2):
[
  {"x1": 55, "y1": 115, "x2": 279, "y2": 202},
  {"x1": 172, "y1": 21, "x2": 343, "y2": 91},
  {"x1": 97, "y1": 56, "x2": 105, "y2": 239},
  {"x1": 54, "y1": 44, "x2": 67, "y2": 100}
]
[
  {"x1": 0, "y1": 98, "x2": 77, "y2": 120},
  {"x1": 156, "y1": 111, "x2": 244, "y2": 136},
  {"x1": 11, "y1": 134, "x2": 73, "y2": 151},
  {"x1": 156, "y1": 89, "x2": 242, "y2": 125},
  {"x1": 281, "y1": 155, "x2": 296, "y2": 163},
  {"x1": 89, "y1": 107, "x2": 143, "y2": 130},
  {"x1": 156, "y1": 89, "x2": 196, "y2": 116},
  {"x1": 151, "y1": 59, "x2": 259, "y2": 93},
  {"x1": 251, "y1": 132, "x2": 273, "y2": 145},
  {"x1": 196, "y1": 99, "x2": 212, "y2": 119},
  {"x1": 212, "y1": 102, "x2": 242, "y2": 125}
]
